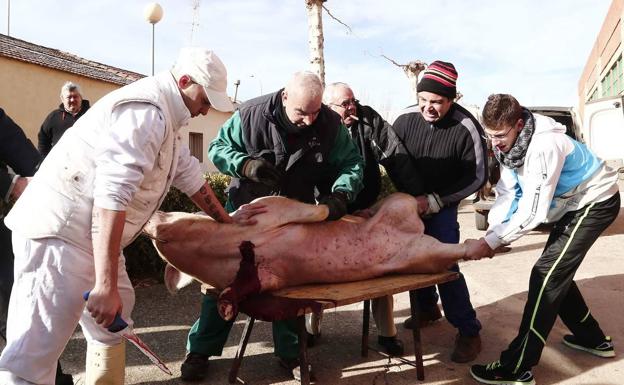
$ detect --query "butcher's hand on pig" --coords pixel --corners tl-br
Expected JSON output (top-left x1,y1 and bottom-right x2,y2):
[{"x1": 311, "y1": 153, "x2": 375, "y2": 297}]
[
  {"x1": 318, "y1": 191, "x2": 349, "y2": 221},
  {"x1": 463, "y1": 238, "x2": 495, "y2": 260},
  {"x1": 230, "y1": 201, "x2": 268, "y2": 226}
]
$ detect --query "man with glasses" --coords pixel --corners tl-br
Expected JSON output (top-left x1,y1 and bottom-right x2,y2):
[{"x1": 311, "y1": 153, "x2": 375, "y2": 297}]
[
  {"x1": 180, "y1": 72, "x2": 364, "y2": 382},
  {"x1": 468, "y1": 94, "x2": 619, "y2": 385},
  {"x1": 301, "y1": 81, "x2": 405, "y2": 356},
  {"x1": 38, "y1": 82, "x2": 90, "y2": 159},
  {"x1": 0, "y1": 48, "x2": 261, "y2": 385},
  {"x1": 388, "y1": 61, "x2": 487, "y2": 363}
]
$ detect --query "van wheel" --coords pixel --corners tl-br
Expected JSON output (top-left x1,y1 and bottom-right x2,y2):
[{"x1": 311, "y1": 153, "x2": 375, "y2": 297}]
[{"x1": 475, "y1": 211, "x2": 489, "y2": 231}]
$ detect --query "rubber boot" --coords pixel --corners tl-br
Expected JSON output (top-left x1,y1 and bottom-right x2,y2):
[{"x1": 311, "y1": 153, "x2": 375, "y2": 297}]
[{"x1": 85, "y1": 341, "x2": 126, "y2": 385}]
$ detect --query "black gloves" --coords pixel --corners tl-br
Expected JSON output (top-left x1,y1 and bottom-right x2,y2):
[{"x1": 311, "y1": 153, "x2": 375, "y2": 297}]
[
  {"x1": 242, "y1": 158, "x2": 282, "y2": 189},
  {"x1": 319, "y1": 191, "x2": 350, "y2": 221}
]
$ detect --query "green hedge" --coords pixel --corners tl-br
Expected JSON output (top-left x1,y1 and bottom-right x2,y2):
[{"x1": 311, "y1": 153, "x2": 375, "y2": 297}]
[
  {"x1": 124, "y1": 169, "x2": 397, "y2": 283},
  {"x1": 378, "y1": 166, "x2": 397, "y2": 200}
]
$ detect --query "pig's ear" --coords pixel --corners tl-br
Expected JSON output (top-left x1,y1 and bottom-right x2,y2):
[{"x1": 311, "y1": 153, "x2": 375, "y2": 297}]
[{"x1": 164, "y1": 263, "x2": 195, "y2": 294}]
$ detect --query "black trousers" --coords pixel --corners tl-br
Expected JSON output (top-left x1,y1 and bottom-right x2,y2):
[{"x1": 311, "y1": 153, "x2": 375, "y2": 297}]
[
  {"x1": 0, "y1": 219, "x2": 14, "y2": 341},
  {"x1": 500, "y1": 192, "x2": 620, "y2": 373}
]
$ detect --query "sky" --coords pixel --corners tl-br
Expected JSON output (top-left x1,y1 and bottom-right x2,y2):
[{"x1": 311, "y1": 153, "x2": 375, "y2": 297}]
[{"x1": 2, "y1": 0, "x2": 613, "y2": 118}]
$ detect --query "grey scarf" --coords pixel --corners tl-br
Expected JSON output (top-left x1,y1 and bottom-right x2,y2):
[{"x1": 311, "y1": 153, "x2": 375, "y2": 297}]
[{"x1": 494, "y1": 108, "x2": 535, "y2": 169}]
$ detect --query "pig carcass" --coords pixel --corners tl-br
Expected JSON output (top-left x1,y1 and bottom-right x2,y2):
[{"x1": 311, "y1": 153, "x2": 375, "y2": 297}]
[{"x1": 144, "y1": 192, "x2": 469, "y2": 320}]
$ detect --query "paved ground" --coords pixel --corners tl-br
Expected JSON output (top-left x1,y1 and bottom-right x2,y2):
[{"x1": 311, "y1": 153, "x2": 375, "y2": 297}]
[{"x1": 27, "y1": 197, "x2": 624, "y2": 384}]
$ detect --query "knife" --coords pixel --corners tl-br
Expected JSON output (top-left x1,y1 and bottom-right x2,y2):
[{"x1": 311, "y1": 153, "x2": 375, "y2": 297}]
[{"x1": 83, "y1": 291, "x2": 173, "y2": 375}]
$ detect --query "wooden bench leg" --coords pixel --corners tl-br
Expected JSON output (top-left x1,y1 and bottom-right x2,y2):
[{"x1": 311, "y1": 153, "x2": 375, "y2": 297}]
[
  {"x1": 361, "y1": 299, "x2": 370, "y2": 357},
  {"x1": 408, "y1": 290, "x2": 425, "y2": 381},
  {"x1": 297, "y1": 315, "x2": 310, "y2": 385},
  {"x1": 228, "y1": 316, "x2": 255, "y2": 383}
]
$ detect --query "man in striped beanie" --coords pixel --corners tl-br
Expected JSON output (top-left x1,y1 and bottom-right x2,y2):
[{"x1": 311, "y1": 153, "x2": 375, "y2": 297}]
[{"x1": 384, "y1": 60, "x2": 488, "y2": 363}]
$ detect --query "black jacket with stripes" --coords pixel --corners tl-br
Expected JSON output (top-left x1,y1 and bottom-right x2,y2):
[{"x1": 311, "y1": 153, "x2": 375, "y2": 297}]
[{"x1": 389, "y1": 103, "x2": 487, "y2": 206}]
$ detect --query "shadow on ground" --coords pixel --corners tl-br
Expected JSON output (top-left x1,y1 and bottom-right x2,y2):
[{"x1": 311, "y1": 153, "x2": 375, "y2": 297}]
[{"x1": 56, "y1": 273, "x2": 623, "y2": 385}]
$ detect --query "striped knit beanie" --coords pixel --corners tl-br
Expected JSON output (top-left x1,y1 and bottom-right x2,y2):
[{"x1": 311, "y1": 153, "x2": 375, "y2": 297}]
[{"x1": 417, "y1": 60, "x2": 457, "y2": 99}]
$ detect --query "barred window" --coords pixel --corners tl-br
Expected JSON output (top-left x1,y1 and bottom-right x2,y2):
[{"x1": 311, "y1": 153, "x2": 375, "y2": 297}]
[
  {"x1": 189, "y1": 132, "x2": 204, "y2": 162},
  {"x1": 588, "y1": 87, "x2": 599, "y2": 102},
  {"x1": 600, "y1": 55, "x2": 623, "y2": 98}
]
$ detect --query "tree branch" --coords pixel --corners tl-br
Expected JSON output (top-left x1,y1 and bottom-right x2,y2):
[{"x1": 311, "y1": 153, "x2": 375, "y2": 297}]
[
  {"x1": 380, "y1": 54, "x2": 405, "y2": 68},
  {"x1": 322, "y1": 4, "x2": 353, "y2": 34}
]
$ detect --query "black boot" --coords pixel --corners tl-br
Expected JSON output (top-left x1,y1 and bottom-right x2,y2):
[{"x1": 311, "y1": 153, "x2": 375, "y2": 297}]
[
  {"x1": 55, "y1": 361, "x2": 74, "y2": 385},
  {"x1": 181, "y1": 352, "x2": 210, "y2": 381},
  {"x1": 377, "y1": 335, "x2": 405, "y2": 356}
]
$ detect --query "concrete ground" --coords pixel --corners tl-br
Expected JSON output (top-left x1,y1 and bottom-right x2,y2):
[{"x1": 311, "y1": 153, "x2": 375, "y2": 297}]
[{"x1": 29, "y1": 198, "x2": 624, "y2": 384}]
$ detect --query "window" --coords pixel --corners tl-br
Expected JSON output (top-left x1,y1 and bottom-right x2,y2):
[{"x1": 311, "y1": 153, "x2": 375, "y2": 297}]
[
  {"x1": 189, "y1": 132, "x2": 203, "y2": 162},
  {"x1": 600, "y1": 55, "x2": 623, "y2": 98},
  {"x1": 588, "y1": 87, "x2": 599, "y2": 102}
]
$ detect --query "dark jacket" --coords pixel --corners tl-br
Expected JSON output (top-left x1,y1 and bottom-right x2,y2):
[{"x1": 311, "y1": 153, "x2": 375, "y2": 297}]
[
  {"x1": 388, "y1": 103, "x2": 487, "y2": 206},
  {"x1": 38, "y1": 99, "x2": 90, "y2": 158},
  {"x1": 0, "y1": 108, "x2": 41, "y2": 205},
  {"x1": 320, "y1": 102, "x2": 421, "y2": 211},
  {"x1": 208, "y1": 90, "x2": 364, "y2": 209},
  {"x1": 344, "y1": 103, "x2": 385, "y2": 211}
]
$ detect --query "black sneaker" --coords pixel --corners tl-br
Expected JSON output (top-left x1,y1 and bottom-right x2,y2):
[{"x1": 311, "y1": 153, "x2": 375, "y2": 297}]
[
  {"x1": 180, "y1": 352, "x2": 210, "y2": 381},
  {"x1": 377, "y1": 335, "x2": 405, "y2": 356},
  {"x1": 306, "y1": 331, "x2": 321, "y2": 348},
  {"x1": 470, "y1": 361, "x2": 535, "y2": 385},
  {"x1": 278, "y1": 357, "x2": 315, "y2": 383},
  {"x1": 562, "y1": 335, "x2": 615, "y2": 358}
]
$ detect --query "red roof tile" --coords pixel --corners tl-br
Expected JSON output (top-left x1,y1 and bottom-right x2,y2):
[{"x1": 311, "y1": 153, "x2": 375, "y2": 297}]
[{"x1": 0, "y1": 33, "x2": 144, "y2": 85}]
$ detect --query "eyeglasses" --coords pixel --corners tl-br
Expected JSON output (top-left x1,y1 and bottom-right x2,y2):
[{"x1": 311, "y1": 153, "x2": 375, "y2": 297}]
[
  {"x1": 330, "y1": 98, "x2": 358, "y2": 109},
  {"x1": 483, "y1": 125, "x2": 515, "y2": 140}
]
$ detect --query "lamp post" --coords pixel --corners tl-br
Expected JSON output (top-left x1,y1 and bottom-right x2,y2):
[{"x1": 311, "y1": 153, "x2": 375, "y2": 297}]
[
  {"x1": 6, "y1": 0, "x2": 10, "y2": 35},
  {"x1": 144, "y1": 3, "x2": 163, "y2": 76},
  {"x1": 233, "y1": 79, "x2": 241, "y2": 103}
]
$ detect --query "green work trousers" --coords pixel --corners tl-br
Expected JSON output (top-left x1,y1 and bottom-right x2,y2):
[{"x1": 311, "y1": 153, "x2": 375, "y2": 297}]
[{"x1": 186, "y1": 293, "x2": 300, "y2": 359}]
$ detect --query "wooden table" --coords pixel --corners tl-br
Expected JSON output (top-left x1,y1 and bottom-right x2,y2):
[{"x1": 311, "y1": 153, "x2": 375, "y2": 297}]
[{"x1": 225, "y1": 271, "x2": 459, "y2": 384}]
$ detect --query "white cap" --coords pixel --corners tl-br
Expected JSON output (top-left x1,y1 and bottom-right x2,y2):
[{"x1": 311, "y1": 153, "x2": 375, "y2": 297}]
[{"x1": 172, "y1": 48, "x2": 234, "y2": 112}]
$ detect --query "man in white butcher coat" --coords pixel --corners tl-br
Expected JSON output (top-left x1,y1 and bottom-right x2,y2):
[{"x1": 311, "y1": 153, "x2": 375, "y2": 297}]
[{"x1": 0, "y1": 48, "x2": 260, "y2": 385}]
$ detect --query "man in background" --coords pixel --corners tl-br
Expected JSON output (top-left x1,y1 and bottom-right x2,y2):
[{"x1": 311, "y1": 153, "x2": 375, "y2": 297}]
[
  {"x1": 38, "y1": 81, "x2": 90, "y2": 158},
  {"x1": 318, "y1": 81, "x2": 404, "y2": 356}
]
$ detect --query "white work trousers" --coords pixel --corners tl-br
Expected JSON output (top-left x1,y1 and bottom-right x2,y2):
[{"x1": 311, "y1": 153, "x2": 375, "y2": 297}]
[{"x1": 0, "y1": 235, "x2": 135, "y2": 385}]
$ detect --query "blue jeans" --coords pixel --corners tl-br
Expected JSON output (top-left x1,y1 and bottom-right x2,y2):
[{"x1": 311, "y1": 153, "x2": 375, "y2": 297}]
[{"x1": 416, "y1": 204, "x2": 481, "y2": 336}]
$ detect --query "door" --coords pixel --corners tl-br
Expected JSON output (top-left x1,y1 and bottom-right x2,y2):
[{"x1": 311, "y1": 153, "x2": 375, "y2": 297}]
[{"x1": 582, "y1": 96, "x2": 624, "y2": 168}]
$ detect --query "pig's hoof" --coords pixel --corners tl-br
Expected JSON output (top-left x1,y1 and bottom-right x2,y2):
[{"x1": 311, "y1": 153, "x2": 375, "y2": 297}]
[{"x1": 217, "y1": 287, "x2": 238, "y2": 321}]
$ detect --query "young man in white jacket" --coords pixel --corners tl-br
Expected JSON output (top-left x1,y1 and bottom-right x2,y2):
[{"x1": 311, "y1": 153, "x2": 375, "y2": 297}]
[
  {"x1": 0, "y1": 48, "x2": 261, "y2": 385},
  {"x1": 467, "y1": 94, "x2": 620, "y2": 385}
]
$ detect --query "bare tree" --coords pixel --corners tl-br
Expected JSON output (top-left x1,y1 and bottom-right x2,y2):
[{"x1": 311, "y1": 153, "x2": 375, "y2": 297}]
[
  {"x1": 381, "y1": 55, "x2": 427, "y2": 103},
  {"x1": 305, "y1": 0, "x2": 326, "y2": 86}
]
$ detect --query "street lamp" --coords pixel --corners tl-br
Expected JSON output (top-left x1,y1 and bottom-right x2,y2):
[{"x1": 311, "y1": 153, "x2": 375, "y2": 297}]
[
  {"x1": 6, "y1": 0, "x2": 10, "y2": 35},
  {"x1": 144, "y1": 3, "x2": 163, "y2": 76},
  {"x1": 233, "y1": 79, "x2": 241, "y2": 103}
]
